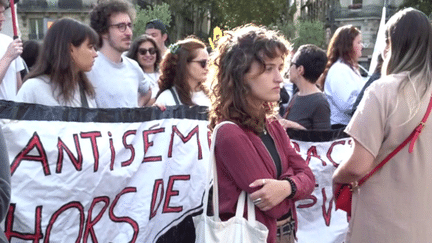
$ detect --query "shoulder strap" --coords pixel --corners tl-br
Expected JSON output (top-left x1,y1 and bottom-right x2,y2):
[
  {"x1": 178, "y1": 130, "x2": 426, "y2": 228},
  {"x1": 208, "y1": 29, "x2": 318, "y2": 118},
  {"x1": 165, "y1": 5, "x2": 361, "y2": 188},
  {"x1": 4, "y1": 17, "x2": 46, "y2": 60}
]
[
  {"x1": 359, "y1": 94, "x2": 432, "y2": 186},
  {"x1": 204, "y1": 121, "x2": 235, "y2": 220},
  {"x1": 79, "y1": 84, "x2": 89, "y2": 108},
  {"x1": 169, "y1": 87, "x2": 180, "y2": 105}
]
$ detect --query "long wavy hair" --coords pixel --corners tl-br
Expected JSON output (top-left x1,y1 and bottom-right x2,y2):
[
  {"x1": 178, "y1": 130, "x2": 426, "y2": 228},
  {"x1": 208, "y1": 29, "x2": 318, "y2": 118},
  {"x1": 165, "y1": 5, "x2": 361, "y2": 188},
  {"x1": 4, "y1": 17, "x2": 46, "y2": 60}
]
[
  {"x1": 384, "y1": 8, "x2": 432, "y2": 118},
  {"x1": 126, "y1": 34, "x2": 161, "y2": 72},
  {"x1": 208, "y1": 24, "x2": 290, "y2": 134},
  {"x1": 320, "y1": 25, "x2": 360, "y2": 88},
  {"x1": 156, "y1": 36, "x2": 208, "y2": 106},
  {"x1": 25, "y1": 18, "x2": 98, "y2": 103}
]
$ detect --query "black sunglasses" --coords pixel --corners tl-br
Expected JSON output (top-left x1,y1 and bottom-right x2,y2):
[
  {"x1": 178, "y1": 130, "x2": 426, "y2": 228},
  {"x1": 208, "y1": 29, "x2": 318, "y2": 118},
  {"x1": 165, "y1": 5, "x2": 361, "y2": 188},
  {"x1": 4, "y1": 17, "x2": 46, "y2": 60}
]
[
  {"x1": 189, "y1": 59, "x2": 208, "y2": 68},
  {"x1": 138, "y1": 48, "x2": 157, "y2": 55}
]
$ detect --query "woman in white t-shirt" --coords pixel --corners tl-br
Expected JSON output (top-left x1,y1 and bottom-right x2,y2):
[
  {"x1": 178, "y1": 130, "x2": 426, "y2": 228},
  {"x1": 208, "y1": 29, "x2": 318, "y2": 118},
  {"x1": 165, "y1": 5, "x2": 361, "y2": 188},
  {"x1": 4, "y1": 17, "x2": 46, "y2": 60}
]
[
  {"x1": 321, "y1": 25, "x2": 365, "y2": 128},
  {"x1": 155, "y1": 36, "x2": 210, "y2": 107},
  {"x1": 127, "y1": 34, "x2": 161, "y2": 105},
  {"x1": 16, "y1": 18, "x2": 98, "y2": 107}
]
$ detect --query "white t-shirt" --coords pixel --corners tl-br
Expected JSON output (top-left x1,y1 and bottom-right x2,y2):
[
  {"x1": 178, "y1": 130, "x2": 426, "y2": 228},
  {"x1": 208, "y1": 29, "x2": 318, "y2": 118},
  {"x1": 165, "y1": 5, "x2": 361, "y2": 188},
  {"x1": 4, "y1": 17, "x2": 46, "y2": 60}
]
[
  {"x1": 143, "y1": 72, "x2": 160, "y2": 99},
  {"x1": 86, "y1": 52, "x2": 150, "y2": 108},
  {"x1": 155, "y1": 87, "x2": 210, "y2": 106},
  {"x1": 16, "y1": 75, "x2": 97, "y2": 107},
  {"x1": 0, "y1": 33, "x2": 24, "y2": 100},
  {"x1": 324, "y1": 59, "x2": 365, "y2": 125}
]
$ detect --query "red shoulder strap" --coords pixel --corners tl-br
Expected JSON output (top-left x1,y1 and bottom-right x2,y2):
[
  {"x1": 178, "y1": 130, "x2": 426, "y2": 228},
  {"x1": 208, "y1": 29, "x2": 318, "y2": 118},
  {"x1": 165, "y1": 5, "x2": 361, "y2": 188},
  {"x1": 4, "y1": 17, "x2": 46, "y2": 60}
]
[{"x1": 358, "y1": 94, "x2": 432, "y2": 186}]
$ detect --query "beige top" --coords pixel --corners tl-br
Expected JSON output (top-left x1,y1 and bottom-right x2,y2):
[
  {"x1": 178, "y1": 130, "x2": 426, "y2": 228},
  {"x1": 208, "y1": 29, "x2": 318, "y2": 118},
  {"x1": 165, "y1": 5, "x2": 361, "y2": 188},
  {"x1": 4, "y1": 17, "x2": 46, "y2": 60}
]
[{"x1": 345, "y1": 72, "x2": 432, "y2": 243}]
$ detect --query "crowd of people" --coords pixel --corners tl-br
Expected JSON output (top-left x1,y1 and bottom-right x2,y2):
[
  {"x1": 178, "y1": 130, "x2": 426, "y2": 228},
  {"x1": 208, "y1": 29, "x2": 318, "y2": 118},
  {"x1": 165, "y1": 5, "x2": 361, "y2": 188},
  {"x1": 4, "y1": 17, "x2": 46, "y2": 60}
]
[{"x1": 0, "y1": 0, "x2": 432, "y2": 242}]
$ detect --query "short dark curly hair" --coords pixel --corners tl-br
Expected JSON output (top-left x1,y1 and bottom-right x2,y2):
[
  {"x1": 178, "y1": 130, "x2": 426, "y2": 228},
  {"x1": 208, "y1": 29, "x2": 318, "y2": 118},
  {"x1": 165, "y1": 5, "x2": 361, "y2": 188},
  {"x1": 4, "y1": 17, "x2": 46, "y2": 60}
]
[{"x1": 89, "y1": 0, "x2": 135, "y2": 48}]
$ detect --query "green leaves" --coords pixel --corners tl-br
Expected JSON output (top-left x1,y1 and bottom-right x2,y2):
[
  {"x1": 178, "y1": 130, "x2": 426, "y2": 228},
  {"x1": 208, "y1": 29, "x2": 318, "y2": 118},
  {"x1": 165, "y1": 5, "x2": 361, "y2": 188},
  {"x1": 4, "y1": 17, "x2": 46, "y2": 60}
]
[{"x1": 134, "y1": 3, "x2": 172, "y2": 38}]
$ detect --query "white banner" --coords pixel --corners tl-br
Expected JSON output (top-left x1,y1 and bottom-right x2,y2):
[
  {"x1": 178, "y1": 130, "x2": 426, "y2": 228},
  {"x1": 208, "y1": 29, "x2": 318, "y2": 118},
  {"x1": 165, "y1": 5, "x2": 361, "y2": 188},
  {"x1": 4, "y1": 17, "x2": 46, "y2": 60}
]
[
  {"x1": 0, "y1": 102, "x2": 209, "y2": 243},
  {"x1": 0, "y1": 101, "x2": 353, "y2": 243},
  {"x1": 292, "y1": 136, "x2": 352, "y2": 243}
]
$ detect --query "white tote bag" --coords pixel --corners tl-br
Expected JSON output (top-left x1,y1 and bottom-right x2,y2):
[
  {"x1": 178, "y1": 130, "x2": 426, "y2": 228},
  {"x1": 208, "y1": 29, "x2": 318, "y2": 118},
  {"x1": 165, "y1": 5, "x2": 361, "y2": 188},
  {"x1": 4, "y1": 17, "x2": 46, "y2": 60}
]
[{"x1": 193, "y1": 122, "x2": 269, "y2": 243}]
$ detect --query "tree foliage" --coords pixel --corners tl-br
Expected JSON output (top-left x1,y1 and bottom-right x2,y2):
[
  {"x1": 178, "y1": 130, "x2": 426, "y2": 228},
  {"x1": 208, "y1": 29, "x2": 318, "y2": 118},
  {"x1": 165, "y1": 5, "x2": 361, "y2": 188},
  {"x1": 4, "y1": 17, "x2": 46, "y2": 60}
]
[
  {"x1": 399, "y1": 0, "x2": 432, "y2": 16},
  {"x1": 212, "y1": 0, "x2": 289, "y2": 29},
  {"x1": 293, "y1": 20, "x2": 326, "y2": 50},
  {"x1": 134, "y1": 2, "x2": 172, "y2": 38}
]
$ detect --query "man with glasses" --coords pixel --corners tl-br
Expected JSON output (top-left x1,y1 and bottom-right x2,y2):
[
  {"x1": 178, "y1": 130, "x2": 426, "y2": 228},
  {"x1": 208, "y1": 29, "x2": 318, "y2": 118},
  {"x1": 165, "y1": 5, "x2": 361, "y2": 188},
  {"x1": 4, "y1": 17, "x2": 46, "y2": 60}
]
[{"x1": 87, "y1": 0, "x2": 151, "y2": 108}]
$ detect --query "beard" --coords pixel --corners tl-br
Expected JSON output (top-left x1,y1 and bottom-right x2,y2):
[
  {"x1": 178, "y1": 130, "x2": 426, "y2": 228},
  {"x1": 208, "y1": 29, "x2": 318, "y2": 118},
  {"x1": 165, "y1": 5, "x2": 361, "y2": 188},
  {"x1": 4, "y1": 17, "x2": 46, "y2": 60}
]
[{"x1": 107, "y1": 36, "x2": 131, "y2": 53}]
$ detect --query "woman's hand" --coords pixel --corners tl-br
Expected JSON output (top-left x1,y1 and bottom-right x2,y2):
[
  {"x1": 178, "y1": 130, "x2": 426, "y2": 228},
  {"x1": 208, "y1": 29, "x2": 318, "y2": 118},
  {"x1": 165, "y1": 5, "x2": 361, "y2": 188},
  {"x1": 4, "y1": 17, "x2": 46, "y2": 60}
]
[
  {"x1": 153, "y1": 103, "x2": 166, "y2": 111},
  {"x1": 278, "y1": 118, "x2": 306, "y2": 130},
  {"x1": 249, "y1": 179, "x2": 292, "y2": 211}
]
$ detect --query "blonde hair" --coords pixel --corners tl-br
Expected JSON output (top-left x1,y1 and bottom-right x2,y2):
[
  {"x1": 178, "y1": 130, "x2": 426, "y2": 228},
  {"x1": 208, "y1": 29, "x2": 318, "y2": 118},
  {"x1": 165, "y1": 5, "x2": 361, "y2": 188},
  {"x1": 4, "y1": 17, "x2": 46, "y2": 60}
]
[{"x1": 384, "y1": 8, "x2": 432, "y2": 121}]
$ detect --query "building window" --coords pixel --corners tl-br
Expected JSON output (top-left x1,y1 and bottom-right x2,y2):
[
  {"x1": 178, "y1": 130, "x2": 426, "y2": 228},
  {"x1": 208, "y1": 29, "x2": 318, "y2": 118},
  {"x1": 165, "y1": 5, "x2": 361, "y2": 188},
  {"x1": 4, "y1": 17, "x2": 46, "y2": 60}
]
[
  {"x1": 349, "y1": 0, "x2": 362, "y2": 10},
  {"x1": 29, "y1": 18, "x2": 44, "y2": 40}
]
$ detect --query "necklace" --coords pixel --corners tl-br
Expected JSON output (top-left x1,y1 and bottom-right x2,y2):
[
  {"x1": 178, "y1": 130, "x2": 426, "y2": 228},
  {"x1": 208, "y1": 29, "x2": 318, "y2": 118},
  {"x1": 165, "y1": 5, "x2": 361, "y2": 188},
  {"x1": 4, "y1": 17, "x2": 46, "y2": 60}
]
[{"x1": 263, "y1": 126, "x2": 267, "y2": 135}]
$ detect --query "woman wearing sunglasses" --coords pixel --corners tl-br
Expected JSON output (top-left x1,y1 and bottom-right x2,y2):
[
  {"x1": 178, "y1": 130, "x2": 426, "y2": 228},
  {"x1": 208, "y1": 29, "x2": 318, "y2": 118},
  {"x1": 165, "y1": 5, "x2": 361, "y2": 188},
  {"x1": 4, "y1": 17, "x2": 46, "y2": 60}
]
[
  {"x1": 154, "y1": 36, "x2": 210, "y2": 106},
  {"x1": 127, "y1": 34, "x2": 161, "y2": 105}
]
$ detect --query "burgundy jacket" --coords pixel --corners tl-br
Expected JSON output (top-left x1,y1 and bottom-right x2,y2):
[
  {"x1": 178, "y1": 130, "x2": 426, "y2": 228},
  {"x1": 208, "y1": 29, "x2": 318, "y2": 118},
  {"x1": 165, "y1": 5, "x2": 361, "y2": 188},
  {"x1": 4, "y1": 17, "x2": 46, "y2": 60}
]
[{"x1": 215, "y1": 119, "x2": 315, "y2": 243}]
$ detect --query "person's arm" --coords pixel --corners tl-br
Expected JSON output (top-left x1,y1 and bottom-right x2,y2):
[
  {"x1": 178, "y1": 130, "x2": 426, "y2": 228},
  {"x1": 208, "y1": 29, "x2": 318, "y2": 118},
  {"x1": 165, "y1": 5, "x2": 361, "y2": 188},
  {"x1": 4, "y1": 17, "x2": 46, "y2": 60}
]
[
  {"x1": 275, "y1": 122, "x2": 315, "y2": 201},
  {"x1": 277, "y1": 117, "x2": 306, "y2": 130},
  {"x1": 215, "y1": 124, "x2": 293, "y2": 218},
  {"x1": 16, "y1": 72, "x2": 22, "y2": 92},
  {"x1": 0, "y1": 128, "x2": 11, "y2": 222},
  {"x1": 333, "y1": 138, "x2": 375, "y2": 185},
  {"x1": 138, "y1": 89, "x2": 152, "y2": 107},
  {"x1": 249, "y1": 140, "x2": 315, "y2": 211},
  {"x1": 0, "y1": 39, "x2": 23, "y2": 84}
]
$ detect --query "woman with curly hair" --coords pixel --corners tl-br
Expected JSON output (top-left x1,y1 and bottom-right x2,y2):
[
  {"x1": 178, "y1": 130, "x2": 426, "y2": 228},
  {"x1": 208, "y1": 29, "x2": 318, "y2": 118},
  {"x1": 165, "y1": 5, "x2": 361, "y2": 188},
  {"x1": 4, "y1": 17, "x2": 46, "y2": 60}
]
[
  {"x1": 126, "y1": 34, "x2": 161, "y2": 105},
  {"x1": 155, "y1": 36, "x2": 210, "y2": 106},
  {"x1": 208, "y1": 25, "x2": 315, "y2": 243},
  {"x1": 321, "y1": 25, "x2": 365, "y2": 128}
]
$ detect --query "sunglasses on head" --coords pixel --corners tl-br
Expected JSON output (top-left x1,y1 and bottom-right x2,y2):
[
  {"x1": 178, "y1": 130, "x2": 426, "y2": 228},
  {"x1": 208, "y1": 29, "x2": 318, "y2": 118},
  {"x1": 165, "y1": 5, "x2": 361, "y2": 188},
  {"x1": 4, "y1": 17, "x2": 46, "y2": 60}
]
[
  {"x1": 189, "y1": 59, "x2": 208, "y2": 68},
  {"x1": 138, "y1": 48, "x2": 157, "y2": 55}
]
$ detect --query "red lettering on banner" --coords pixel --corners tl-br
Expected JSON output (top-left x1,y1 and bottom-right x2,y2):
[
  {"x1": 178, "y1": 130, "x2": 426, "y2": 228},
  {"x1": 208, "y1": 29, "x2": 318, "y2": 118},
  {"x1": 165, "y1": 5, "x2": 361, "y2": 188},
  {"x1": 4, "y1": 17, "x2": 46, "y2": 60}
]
[
  {"x1": 56, "y1": 134, "x2": 83, "y2": 173},
  {"x1": 306, "y1": 146, "x2": 326, "y2": 166},
  {"x1": 168, "y1": 125, "x2": 202, "y2": 160},
  {"x1": 143, "y1": 127, "x2": 165, "y2": 162},
  {"x1": 163, "y1": 175, "x2": 191, "y2": 213},
  {"x1": 291, "y1": 141, "x2": 300, "y2": 152},
  {"x1": 109, "y1": 187, "x2": 139, "y2": 243},
  {"x1": 84, "y1": 196, "x2": 110, "y2": 243},
  {"x1": 80, "y1": 132, "x2": 102, "y2": 172},
  {"x1": 121, "y1": 130, "x2": 137, "y2": 167},
  {"x1": 45, "y1": 202, "x2": 85, "y2": 243},
  {"x1": 326, "y1": 140, "x2": 346, "y2": 167},
  {"x1": 322, "y1": 188, "x2": 334, "y2": 226},
  {"x1": 108, "y1": 132, "x2": 116, "y2": 171},
  {"x1": 5, "y1": 204, "x2": 43, "y2": 242},
  {"x1": 5, "y1": 189, "x2": 140, "y2": 242},
  {"x1": 149, "y1": 179, "x2": 164, "y2": 220},
  {"x1": 297, "y1": 195, "x2": 318, "y2": 208},
  {"x1": 10, "y1": 132, "x2": 50, "y2": 176}
]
